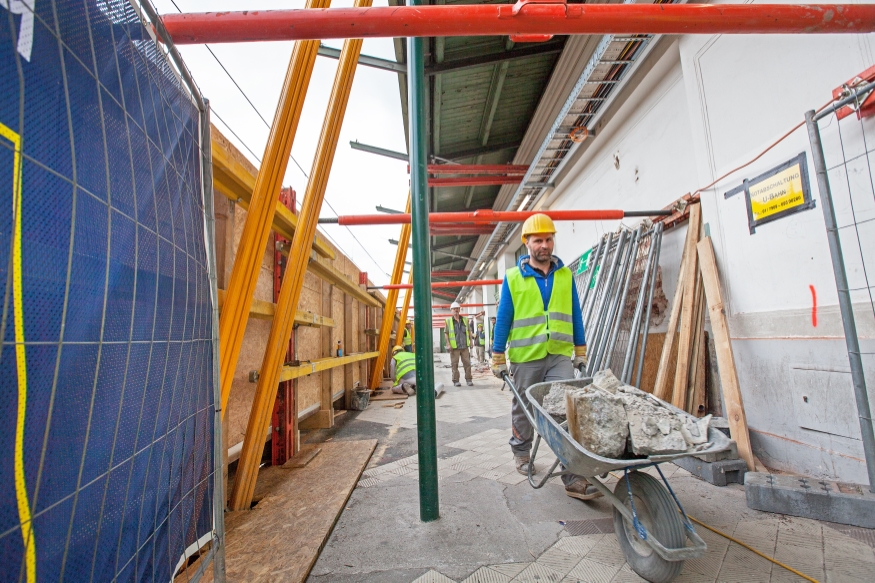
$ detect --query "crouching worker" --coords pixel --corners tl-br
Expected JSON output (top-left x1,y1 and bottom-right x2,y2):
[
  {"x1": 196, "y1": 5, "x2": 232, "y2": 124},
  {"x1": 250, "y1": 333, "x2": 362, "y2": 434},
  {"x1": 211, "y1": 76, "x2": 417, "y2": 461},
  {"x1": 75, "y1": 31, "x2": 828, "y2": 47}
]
[
  {"x1": 390, "y1": 346, "x2": 417, "y2": 396},
  {"x1": 491, "y1": 213, "x2": 601, "y2": 501}
]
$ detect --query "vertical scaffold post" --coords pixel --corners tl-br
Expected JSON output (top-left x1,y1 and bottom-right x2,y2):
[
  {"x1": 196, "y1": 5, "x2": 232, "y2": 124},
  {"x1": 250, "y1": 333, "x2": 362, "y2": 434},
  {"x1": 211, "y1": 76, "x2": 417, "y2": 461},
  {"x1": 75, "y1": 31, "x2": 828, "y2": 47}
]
[{"x1": 408, "y1": 24, "x2": 440, "y2": 521}]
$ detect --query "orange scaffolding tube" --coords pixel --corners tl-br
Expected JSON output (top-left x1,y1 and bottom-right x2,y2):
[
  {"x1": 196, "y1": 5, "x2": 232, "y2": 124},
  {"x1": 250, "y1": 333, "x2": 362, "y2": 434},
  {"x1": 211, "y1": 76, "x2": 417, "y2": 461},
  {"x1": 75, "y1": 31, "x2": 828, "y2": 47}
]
[{"x1": 163, "y1": 4, "x2": 875, "y2": 44}]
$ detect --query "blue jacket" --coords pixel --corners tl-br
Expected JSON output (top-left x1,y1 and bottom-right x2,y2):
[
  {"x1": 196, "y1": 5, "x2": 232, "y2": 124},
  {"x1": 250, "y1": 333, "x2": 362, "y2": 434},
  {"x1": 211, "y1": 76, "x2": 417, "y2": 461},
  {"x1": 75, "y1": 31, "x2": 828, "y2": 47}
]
[{"x1": 492, "y1": 255, "x2": 586, "y2": 353}]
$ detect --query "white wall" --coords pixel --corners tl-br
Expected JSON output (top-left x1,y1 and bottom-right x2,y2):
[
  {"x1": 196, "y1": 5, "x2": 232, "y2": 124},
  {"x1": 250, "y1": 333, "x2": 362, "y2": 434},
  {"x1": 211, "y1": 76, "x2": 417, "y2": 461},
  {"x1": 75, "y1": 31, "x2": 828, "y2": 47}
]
[{"x1": 548, "y1": 30, "x2": 875, "y2": 483}]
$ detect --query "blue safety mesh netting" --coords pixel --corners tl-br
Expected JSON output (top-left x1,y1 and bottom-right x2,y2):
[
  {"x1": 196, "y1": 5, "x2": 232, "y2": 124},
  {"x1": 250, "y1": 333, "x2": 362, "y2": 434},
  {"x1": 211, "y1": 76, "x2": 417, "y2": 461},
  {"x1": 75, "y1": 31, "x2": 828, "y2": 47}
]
[{"x1": 0, "y1": 0, "x2": 216, "y2": 581}]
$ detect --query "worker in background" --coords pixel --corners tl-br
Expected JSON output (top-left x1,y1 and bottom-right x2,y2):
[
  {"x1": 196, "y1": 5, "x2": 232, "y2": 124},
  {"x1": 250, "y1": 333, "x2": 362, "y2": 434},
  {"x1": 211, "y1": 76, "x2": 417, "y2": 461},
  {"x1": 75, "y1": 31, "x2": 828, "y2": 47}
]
[
  {"x1": 473, "y1": 322, "x2": 486, "y2": 364},
  {"x1": 390, "y1": 346, "x2": 416, "y2": 396},
  {"x1": 490, "y1": 214, "x2": 600, "y2": 501},
  {"x1": 445, "y1": 302, "x2": 474, "y2": 387},
  {"x1": 403, "y1": 322, "x2": 413, "y2": 352},
  {"x1": 488, "y1": 316, "x2": 497, "y2": 358}
]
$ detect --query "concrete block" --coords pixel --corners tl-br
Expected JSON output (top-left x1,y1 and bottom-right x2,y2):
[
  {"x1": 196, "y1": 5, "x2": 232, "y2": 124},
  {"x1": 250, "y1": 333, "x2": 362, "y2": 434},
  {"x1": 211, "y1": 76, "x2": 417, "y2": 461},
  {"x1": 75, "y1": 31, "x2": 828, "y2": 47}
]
[
  {"x1": 566, "y1": 387, "x2": 628, "y2": 458},
  {"x1": 623, "y1": 395, "x2": 687, "y2": 455},
  {"x1": 693, "y1": 439, "x2": 739, "y2": 463},
  {"x1": 673, "y1": 456, "x2": 747, "y2": 486},
  {"x1": 745, "y1": 472, "x2": 875, "y2": 529}
]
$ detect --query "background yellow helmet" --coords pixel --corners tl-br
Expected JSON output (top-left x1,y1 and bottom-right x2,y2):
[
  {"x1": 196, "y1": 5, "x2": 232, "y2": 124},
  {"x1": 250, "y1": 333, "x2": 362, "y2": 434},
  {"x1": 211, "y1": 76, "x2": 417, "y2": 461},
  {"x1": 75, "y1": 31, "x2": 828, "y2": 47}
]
[
  {"x1": 521, "y1": 213, "x2": 556, "y2": 243},
  {"x1": 392, "y1": 345, "x2": 404, "y2": 355}
]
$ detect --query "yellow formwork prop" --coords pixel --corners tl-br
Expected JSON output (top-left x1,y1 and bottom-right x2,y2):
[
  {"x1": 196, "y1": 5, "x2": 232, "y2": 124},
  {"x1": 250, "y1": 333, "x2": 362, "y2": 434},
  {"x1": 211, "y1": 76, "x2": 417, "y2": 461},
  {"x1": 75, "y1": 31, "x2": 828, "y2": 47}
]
[
  {"x1": 229, "y1": 3, "x2": 372, "y2": 511},
  {"x1": 369, "y1": 194, "x2": 411, "y2": 390},
  {"x1": 394, "y1": 268, "x2": 414, "y2": 349},
  {"x1": 217, "y1": 0, "x2": 329, "y2": 420}
]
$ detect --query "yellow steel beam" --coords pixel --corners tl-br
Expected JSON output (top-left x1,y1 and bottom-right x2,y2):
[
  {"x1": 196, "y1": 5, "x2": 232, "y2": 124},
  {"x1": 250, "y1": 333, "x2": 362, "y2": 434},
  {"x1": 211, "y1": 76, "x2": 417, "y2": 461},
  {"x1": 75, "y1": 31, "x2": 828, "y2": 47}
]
[
  {"x1": 278, "y1": 352, "x2": 379, "y2": 382},
  {"x1": 217, "y1": 0, "x2": 329, "y2": 423},
  {"x1": 211, "y1": 125, "x2": 335, "y2": 260},
  {"x1": 368, "y1": 194, "x2": 411, "y2": 390},
  {"x1": 230, "y1": 3, "x2": 372, "y2": 511},
  {"x1": 393, "y1": 268, "x2": 414, "y2": 348},
  {"x1": 216, "y1": 289, "x2": 333, "y2": 327}
]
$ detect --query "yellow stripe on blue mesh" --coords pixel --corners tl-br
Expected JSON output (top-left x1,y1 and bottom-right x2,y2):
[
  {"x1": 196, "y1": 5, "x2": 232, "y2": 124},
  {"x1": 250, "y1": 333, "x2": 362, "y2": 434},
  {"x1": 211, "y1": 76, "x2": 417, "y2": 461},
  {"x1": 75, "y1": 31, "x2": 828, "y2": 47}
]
[{"x1": 1, "y1": 122, "x2": 36, "y2": 583}]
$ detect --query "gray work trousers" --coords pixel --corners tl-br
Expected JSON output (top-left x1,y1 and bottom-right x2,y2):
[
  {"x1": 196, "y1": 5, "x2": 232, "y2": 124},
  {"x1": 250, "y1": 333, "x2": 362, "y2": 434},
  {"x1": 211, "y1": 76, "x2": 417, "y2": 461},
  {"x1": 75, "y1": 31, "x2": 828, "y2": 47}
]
[
  {"x1": 449, "y1": 347, "x2": 472, "y2": 383},
  {"x1": 474, "y1": 345, "x2": 485, "y2": 363},
  {"x1": 509, "y1": 353, "x2": 582, "y2": 486},
  {"x1": 392, "y1": 370, "x2": 417, "y2": 394}
]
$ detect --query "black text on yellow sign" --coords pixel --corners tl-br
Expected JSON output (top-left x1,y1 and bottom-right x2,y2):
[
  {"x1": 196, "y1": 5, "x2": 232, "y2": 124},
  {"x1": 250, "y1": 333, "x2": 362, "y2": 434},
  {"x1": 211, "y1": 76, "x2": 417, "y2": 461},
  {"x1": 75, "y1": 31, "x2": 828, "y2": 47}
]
[{"x1": 725, "y1": 153, "x2": 815, "y2": 234}]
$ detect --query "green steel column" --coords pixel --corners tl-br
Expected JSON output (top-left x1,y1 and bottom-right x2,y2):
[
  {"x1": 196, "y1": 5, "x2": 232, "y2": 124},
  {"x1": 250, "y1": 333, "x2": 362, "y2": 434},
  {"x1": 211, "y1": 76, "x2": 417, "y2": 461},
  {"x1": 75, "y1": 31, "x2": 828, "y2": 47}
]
[{"x1": 408, "y1": 29, "x2": 440, "y2": 522}]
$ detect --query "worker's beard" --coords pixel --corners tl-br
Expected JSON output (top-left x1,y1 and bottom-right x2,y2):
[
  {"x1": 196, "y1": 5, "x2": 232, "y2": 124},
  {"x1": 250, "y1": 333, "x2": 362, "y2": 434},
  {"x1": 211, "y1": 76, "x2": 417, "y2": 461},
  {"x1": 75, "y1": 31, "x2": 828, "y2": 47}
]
[{"x1": 532, "y1": 248, "x2": 552, "y2": 262}]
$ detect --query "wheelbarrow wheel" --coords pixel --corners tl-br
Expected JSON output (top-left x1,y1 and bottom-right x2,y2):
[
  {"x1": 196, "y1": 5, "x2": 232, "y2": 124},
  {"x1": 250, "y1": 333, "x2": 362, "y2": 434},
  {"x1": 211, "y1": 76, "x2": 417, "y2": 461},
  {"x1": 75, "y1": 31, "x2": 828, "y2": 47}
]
[{"x1": 612, "y1": 471, "x2": 685, "y2": 583}]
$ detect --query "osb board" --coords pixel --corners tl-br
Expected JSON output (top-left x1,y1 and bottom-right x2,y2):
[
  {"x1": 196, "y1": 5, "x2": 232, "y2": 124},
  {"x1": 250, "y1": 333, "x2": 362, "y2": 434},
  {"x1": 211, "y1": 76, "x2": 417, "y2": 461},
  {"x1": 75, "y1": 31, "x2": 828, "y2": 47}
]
[
  {"x1": 205, "y1": 440, "x2": 377, "y2": 583},
  {"x1": 228, "y1": 318, "x2": 272, "y2": 445}
]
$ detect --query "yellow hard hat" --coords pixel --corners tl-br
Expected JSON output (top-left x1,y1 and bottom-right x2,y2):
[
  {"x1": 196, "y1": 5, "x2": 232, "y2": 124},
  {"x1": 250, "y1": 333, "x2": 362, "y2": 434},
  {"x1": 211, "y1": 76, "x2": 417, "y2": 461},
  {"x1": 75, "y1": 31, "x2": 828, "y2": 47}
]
[
  {"x1": 392, "y1": 345, "x2": 404, "y2": 354},
  {"x1": 521, "y1": 213, "x2": 556, "y2": 243}
]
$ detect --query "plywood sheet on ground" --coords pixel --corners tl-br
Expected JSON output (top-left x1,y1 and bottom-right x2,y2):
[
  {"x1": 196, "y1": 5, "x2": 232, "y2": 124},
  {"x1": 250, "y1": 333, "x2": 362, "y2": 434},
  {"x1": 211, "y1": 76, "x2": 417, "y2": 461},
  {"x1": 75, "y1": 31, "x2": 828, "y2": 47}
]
[{"x1": 202, "y1": 439, "x2": 376, "y2": 583}]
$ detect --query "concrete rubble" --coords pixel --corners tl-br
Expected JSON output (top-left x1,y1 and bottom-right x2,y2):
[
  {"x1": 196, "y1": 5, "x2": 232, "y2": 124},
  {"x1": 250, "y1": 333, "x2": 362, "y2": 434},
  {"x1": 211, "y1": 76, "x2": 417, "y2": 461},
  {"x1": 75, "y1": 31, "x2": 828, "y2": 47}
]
[
  {"x1": 557, "y1": 369, "x2": 712, "y2": 458},
  {"x1": 565, "y1": 384, "x2": 628, "y2": 458}
]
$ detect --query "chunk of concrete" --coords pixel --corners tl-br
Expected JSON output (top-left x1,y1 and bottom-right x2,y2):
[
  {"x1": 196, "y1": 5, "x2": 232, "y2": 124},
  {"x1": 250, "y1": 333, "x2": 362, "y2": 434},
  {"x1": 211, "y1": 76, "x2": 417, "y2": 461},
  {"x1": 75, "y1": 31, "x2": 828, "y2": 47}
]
[
  {"x1": 745, "y1": 472, "x2": 875, "y2": 529},
  {"x1": 592, "y1": 369, "x2": 622, "y2": 394},
  {"x1": 622, "y1": 396, "x2": 687, "y2": 455},
  {"x1": 680, "y1": 414, "x2": 711, "y2": 446},
  {"x1": 693, "y1": 440, "x2": 738, "y2": 463},
  {"x1": 542, "y1": 382, "x2": 570, "y2": 417},
  {"x1": 673, "y1": 456, "x2": 747, "y2": 486},
  {"x1": 566, "y1": 387, "x2": 628, "y2": 459}
]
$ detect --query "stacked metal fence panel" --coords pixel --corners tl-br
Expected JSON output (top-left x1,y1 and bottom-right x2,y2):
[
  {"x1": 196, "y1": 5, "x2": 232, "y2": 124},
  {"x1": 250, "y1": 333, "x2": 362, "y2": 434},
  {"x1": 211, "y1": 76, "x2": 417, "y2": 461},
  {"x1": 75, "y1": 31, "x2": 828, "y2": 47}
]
[
  {"x1": 0, "y1": 0, "x2": 217, "y2": 581},
  {"x1": 569, "y1": 223, "x2": 663, "y2": 387}
]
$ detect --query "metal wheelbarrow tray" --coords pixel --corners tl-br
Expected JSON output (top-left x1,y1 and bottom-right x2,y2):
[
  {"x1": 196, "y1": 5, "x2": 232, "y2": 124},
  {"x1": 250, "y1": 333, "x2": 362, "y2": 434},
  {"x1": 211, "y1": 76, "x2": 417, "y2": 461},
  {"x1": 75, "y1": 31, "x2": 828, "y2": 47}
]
[{"x1": 507, "y1": 375, "x2": 732, "y2": 583}]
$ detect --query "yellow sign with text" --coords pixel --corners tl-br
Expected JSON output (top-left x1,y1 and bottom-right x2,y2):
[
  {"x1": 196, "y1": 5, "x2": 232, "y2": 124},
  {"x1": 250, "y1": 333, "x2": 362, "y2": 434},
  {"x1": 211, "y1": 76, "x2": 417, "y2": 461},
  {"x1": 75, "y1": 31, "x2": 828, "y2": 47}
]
[{"x1": 748, "y1": 163, "x2": 805, "y2": 222}]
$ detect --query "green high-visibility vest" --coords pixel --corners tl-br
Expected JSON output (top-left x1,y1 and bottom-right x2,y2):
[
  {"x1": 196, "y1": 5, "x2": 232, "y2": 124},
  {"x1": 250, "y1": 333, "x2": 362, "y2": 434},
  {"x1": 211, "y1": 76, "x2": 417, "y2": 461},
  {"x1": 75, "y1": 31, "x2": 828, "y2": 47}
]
[
  {"x1": 506, "y1": 265, "x2": 574, "y2": 363},
  {"x1": 394, "y1": 351, "x2": 416, "y2": 383},
  {"x1": 444, "y1": 316, "x2": 468, "y2": 349},
  {"x1": 403, "y1": 327, "x2": 412, "y2": 345}
]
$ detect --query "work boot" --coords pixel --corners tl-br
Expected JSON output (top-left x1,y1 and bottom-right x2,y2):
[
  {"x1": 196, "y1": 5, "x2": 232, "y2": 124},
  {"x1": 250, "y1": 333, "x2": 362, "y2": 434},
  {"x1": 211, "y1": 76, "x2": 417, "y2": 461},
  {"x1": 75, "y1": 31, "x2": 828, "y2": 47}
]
[
  {"x1": 466, "y1": 380, "x2": 473, "y2": 386},
  {"x1": 454, "y1": 381, "x2": 461, "y2": 387},
  {"x1": 515, "y1": 456, "x2": 534, "y2": 476},
  {"x1": 565, "y1": 479, "x2": 603, "y2": 501},
  {"x1": 402, "y1": 383, "x2": 416, "y2": 396}
]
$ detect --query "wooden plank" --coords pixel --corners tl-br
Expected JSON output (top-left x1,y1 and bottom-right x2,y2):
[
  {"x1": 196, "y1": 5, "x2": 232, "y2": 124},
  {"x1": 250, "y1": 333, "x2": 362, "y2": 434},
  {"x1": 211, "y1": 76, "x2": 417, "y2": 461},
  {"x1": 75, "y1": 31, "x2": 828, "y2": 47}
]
[
  {"x1": 278, "y1": 352, "x2": 380, "y2": 382},
  {"x1": 314, "y1": 281, "x2": 335, "y2": 430},
  {"x1": 652, "y1": 244, "x2": 688, "y2": 401},
  {"x1": 691, "y1": 330, "x2": 708, "y2": 417},
  {"x1": 217, "y1": 288, "x2": 335, "y2": 327},
  {"x1": 211, "y1": 440, "x2": 376, "y2": 583},
  {"x1": 343, "y1": 293, "x2": 354, "y2": 409},
  {"x1": 671, "y1": 203, "x2": 702, "y2": 410},
  {"x1": 685, "y1": 279, "x2": 706, "y2": 414},
  {"x1": 697, "y1": 236, "x2": 754, "y2": 471}
]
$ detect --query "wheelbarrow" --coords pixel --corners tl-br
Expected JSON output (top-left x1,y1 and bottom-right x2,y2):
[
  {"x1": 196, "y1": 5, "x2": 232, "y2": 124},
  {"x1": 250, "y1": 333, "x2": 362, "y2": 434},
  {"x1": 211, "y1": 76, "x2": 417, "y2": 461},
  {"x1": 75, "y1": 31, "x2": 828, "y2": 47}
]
[{"x1": 502, "y1": 372, "x2": 732, "y2": 583}]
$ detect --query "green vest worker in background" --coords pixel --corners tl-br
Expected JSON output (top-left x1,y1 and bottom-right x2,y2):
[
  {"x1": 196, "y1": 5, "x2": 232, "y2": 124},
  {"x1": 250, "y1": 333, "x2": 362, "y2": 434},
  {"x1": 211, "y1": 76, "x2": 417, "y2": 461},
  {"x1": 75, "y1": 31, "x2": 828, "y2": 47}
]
[
  {"x1": 445, "y1": 303, "x2": 474, "y2": 387},
  {"x1": 490, "y1": 213, "x2": 600, "y2": 501},
  {"x1": 390, "y1": 346, "x2": 417, "y2": 396},
  {"x1": 403, "y1": 323, "x2": 413, "y2": 352}
]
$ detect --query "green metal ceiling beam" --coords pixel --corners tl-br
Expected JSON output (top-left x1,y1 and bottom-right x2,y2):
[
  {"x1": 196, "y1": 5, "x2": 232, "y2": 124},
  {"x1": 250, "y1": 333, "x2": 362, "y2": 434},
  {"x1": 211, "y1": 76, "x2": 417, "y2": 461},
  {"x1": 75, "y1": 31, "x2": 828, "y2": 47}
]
[{"x1": 319, "y1": 44, "x2": 406, "y2": 73}]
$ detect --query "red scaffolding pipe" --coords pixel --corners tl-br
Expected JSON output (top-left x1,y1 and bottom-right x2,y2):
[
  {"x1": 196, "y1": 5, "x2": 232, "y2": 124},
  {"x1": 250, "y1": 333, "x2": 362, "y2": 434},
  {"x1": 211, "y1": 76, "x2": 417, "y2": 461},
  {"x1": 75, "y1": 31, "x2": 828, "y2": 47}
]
[
  {"x1": 373, "y1": 279, "x2": 502, "y2": 290},
  {"x1": 429, "y1": 176, "x2": 522, "y2": 187},
  {"x1": 427, "y1": 164, "x2": 528, "y2": 175},
  {"x1": 162, "y1": 4, "x2": 875, "y2": 44},
  {"x1": 432, "y1": 303, "x2": 494, "y2": 308}
]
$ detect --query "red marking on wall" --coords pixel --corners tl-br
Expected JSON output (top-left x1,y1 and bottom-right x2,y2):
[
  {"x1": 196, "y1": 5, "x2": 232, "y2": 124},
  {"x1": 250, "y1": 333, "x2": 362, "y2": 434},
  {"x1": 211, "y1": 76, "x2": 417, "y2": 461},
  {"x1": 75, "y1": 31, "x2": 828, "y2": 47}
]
[{"x1": 810, "y1": 285, "x2": 817, "y2": 327}]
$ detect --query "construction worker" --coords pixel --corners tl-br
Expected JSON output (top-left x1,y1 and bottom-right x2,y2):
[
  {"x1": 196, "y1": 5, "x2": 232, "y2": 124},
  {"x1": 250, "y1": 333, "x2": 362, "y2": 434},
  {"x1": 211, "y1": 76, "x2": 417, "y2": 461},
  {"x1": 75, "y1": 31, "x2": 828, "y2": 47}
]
[
  {"x1": 490, "y1": 213, "x2": 600, "y2": 501},
  {"x1": 473, "y1": 322, "x2": 486, "y2": 363},
  {"x1": 403, "y1": 322, "x2": 413, "y2": 352},
  {"x1": 445, "y1": 302, "x2": 473, "y2": 387},
  {"x1": 488, "y1": 316, "x2": 497, "y2": 358},
  {"x1": 390, "y1": 346, "x2": 416, "y2": 396}
]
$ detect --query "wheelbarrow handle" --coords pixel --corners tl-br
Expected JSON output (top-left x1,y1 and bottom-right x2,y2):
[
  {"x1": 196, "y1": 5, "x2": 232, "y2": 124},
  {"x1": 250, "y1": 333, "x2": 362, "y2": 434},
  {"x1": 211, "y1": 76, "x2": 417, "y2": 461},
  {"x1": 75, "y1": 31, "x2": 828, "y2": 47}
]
[{"x1": 500, "y1": 371, "x2": 538, "y2": 427}]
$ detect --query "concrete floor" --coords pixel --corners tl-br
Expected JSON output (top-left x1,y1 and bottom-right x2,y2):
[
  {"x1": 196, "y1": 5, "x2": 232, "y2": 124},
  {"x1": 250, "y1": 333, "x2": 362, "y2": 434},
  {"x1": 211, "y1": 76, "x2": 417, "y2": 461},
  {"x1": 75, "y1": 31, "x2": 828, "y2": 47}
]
[{"x1": 306, "y1": 353, "x2": 875, "y2": 583}]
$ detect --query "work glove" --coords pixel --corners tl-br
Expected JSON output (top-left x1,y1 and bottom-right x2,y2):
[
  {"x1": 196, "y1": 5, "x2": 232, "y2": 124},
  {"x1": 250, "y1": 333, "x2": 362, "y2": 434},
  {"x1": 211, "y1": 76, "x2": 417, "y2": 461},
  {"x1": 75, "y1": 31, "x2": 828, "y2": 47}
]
[
  {"x1": 491, "y1": 352, "x2": 508, "y2": 379},
  {"x1": 572, "y1": 345, "x2": 588, "y2": 371}
]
